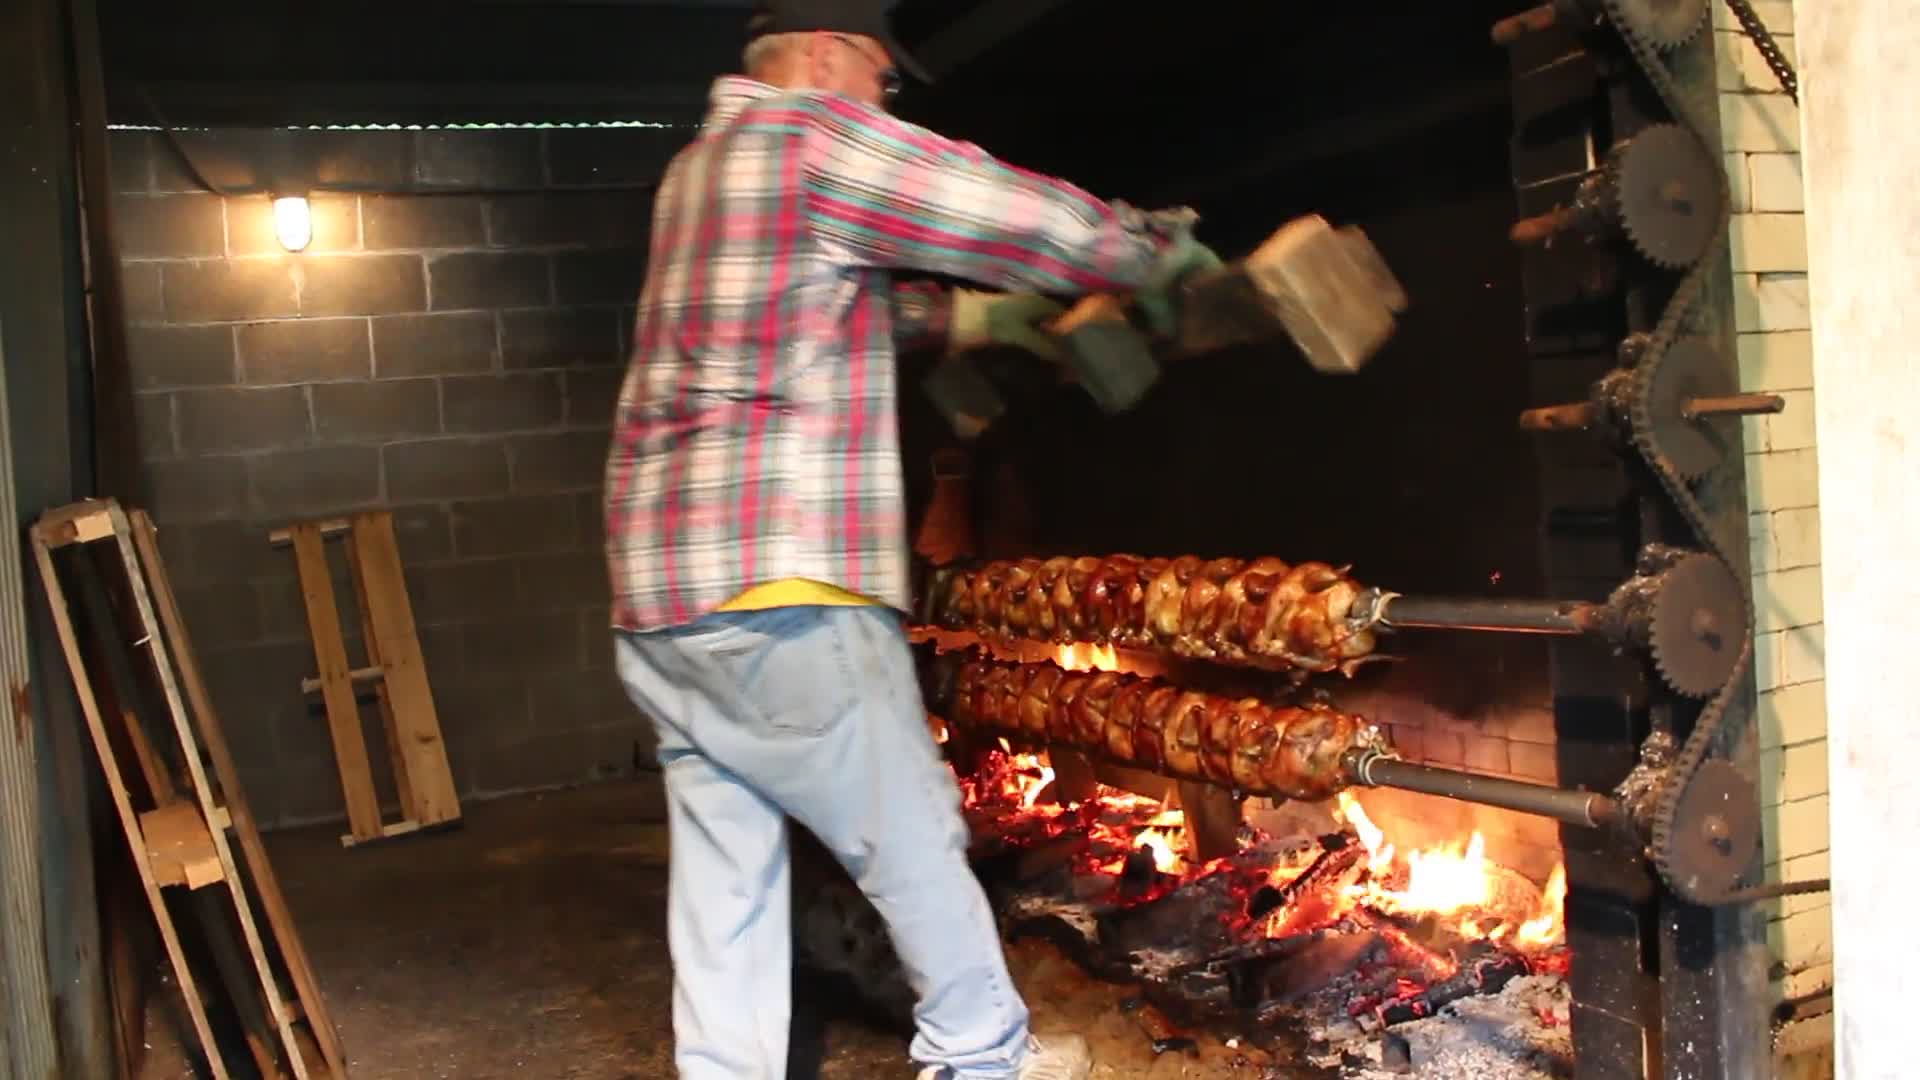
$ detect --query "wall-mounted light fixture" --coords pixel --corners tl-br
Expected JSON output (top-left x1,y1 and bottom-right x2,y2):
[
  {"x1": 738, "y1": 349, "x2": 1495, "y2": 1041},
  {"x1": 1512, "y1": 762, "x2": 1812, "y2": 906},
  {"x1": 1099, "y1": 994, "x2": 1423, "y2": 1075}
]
[{"x1": 272, "y1": 194, "x2": 312, "y2": 252}]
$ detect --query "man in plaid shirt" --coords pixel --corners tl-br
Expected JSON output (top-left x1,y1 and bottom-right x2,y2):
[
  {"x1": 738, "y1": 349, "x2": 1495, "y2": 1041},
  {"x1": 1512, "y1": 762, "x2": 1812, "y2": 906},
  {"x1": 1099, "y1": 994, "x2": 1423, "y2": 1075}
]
[{"x1": 605, "y1": 3, "x2": 1218, "y2": 1077}]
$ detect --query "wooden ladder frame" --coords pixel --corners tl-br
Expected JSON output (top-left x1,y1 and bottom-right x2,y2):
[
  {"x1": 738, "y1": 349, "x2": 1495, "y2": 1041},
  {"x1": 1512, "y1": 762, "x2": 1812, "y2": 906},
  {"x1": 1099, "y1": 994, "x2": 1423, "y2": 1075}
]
[
  {"x1": 31, "y1": 499, "x2": 348, "y2": 1079},
  {"x1": 269, "y1": 511, "x2": 460, "y2": 848}
]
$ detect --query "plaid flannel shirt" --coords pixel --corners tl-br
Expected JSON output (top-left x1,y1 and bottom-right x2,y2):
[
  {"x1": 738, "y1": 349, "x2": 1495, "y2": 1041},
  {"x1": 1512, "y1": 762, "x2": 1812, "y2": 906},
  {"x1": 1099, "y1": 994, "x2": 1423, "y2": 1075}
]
[{"x1": 606, "y1": 76, "x2": 1179, "y2": 630}]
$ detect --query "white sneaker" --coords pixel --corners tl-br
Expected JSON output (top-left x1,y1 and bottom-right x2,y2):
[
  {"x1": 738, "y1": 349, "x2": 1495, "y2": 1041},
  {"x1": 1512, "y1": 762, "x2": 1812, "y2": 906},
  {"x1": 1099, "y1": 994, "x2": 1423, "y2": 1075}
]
[{"x1": 914, "y1": 1034, "x2": 1093, "y2": 1080}]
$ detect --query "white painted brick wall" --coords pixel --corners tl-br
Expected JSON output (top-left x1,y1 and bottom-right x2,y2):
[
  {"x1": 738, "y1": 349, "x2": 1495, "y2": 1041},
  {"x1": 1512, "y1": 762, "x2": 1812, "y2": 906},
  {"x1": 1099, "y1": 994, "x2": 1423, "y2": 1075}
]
[{"x1": 1716, "y1": 0, "x2": 1832, "y2": 1005}]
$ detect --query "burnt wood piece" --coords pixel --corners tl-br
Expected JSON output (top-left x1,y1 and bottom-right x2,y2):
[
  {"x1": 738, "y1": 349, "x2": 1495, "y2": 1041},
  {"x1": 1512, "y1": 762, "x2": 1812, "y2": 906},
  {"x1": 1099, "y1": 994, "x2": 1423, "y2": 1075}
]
[
  {"x1": 1121, "y1": 997, "x2": 1199, "y2": 1056},
  {"x1": 1174, "y1": 780, "x2": 1243, "y2": 863},
  {"x1": 1373, "y1": 950, "x2": 1532, "y2": 1026}
]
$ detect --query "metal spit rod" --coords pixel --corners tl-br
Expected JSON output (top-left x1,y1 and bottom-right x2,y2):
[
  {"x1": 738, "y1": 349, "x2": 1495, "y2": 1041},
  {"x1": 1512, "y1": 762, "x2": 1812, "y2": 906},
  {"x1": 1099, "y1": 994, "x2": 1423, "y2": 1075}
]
[
  {"x1": 1343, "y1": 750, "x2": 1621, "y2": 829},
  {"x1": 1371, "y1": 593, "x2": 1602, "y2": 636}
]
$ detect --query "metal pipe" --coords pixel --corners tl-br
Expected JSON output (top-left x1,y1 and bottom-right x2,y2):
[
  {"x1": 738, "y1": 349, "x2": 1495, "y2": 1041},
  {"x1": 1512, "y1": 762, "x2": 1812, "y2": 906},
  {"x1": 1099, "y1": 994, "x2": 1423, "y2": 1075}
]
[
  {"x1": 1344, "y1": 750, "x2": 1621, "y2": 829},
  {"x1": 1378, "y1": 594, "x2": 1600, "y2": 635}
]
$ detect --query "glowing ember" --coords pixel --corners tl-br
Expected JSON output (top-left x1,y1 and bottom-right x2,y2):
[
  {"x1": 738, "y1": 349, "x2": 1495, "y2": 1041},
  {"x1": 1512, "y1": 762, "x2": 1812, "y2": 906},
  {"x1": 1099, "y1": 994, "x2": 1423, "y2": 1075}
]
[{"x1": 1053, "y1": 643, "x2": 1121, "y2": 672}]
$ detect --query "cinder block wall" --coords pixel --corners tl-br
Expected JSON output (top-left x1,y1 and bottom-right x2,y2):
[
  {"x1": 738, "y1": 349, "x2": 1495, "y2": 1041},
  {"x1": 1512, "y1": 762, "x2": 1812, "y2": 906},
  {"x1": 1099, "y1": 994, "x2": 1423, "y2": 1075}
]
[
  {"x1": 112, "y1": 126, "x2": 682, "y2": 827},
  {"x1": 1715, "y1": 2, "x2": 1832, "y2": 1005}
]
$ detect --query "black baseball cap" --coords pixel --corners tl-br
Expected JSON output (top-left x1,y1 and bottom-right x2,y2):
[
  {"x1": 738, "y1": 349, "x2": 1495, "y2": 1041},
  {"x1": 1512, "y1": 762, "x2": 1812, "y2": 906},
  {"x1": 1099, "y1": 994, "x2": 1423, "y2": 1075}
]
[{"x1": 746, "y1": 0, "x2": 932, "y2": 83}]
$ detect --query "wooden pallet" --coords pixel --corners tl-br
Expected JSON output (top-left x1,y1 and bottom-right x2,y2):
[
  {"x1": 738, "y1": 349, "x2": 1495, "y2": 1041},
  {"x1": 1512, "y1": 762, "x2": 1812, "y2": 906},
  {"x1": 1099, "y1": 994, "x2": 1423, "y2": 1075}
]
[
  {"x1": 269, "y1": 511, "x2": 460, "y2": 848},
  {"x1": 31, "y1": 499, "x2": 347, "y2": 1079}
]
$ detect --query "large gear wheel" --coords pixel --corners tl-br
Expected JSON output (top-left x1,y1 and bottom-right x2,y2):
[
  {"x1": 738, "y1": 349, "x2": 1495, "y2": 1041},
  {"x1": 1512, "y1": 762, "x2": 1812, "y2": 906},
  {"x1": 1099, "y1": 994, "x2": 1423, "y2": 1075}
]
[
  {"x1": 1652, "y1": 759, "x2": 1762, "y2": 900},
  {"x1": 1611, "y1": 0, "x2": 1710, "y2": 50},
  {"x1": 1648, "y1": 552, "x2": 1745, "y2": 698},
  {"x1": 1632, "y1": 337, "x2": 1739, "y2": 480},
  {"x1": 1609, "y1": 123, "x2": 1723, "y2": 269}
]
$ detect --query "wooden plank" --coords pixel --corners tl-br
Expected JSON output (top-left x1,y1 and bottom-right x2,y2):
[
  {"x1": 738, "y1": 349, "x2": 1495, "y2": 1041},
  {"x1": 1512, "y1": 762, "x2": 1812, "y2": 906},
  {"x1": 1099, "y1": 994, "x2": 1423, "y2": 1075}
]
[
  {"x1": 340, "y1": 523, "x2": 416, "y2": 823},
  {"x1": 28, "y1": 518, "x2": 233, "y2": 1080},
  {"x1": 288, "y1": 522, "x2": 384, "y2": 844},
  {"x1": 338, "y1": 819, "x2": 423, "y2": 850},
  {"x1": 141, "y1": 802, "x2": 224, "y2": 889},
  {"x1": 121, "y1": 707, "x2": 178, "y2": 803},
  {"x1": 105, "y1": 505, "x2": 313, "y2": 1080},
  {"x1": 348, "y1": 511, "x2": 460, "y2": 828},
  {"x1": 1174, "y1": 780, "x2": 1244, "y2": 864},
  {"x1": 131, "y1": 512, "x2": 348, "y2": 1078}
]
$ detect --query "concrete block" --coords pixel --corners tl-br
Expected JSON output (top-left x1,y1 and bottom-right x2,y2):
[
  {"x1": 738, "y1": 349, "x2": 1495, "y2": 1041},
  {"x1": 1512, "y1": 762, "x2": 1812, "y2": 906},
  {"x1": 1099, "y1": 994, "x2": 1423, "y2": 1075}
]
[
  {"x1": 362, "y1": 194, "x2": 485, "y2": 249},
  {"x1": 136, "y1": 393, "x2": 176, "y2": 460},
  {"x1": 384, "y1": 439, "x2": 512, "y2": 501},
  {"x1": 1737, "y1": 330, "x2": 1813, "y2": 391},
  {"x1": 1749, "y1": 510, "x2": 1777, "y2": 572},
  {"x1": 163, "y1": 258, "x2": 299, "y2": 322},
  {"x1": 552, "y1": 248, "x2": 647, "y2": 305},
  {"x1": 1733, "y1": 272, "x2": 1810, "y2": 331},
  {"x1": 227, "y1": 194, "x2": 360, "y2": 256},
  {"x1": 449, "y1": 494, "x2": 579, "y2": 558},
  {"x1": 1754, "y1": 566, "x2": 1823, "y2": 633},
  {"x1": 122, "y1": 262, "x2": 165, "y2": 322},
  {"x1": 508, "y1": 429, "x2": 611, "y2": 493},
  {"x1": 127, "y1": 324, "x2": 237, "y2": 389},
  {"x1": 307, "y1": 130, "x2": 417, "y2": 189},
  {"x1": 310, "y1": 378, "x2": 441, "y2": 442},
  {"x1": 1779, "y1": 739, "x2": 1828, "y2": 804},
  {"x1": 429, "y1": 252, "x2": 552, "y2": 310},
  {"x1": 236, "y1": 317, "x2": 371, "y2": 384},
  {"x1": 1748, "y1": 153, "x2": 1805, "y2": 212},
  {"x1": 518, "y1": 550, "x2": 610, "y2": 611},
  {"x1": 176, "y1": 386, "x2": 311, "y2": 453},
  {"x1": 144, "y1": 458, "x2": 251, "y2": 521},
  {"x1": 442, "y1": 371, "x2": 564, "y2": 433},
  {"x1": 168, "y1": 520, "x2": 294, "y2": 585},
  {"x1": 1760, "y1": 680, "x2": 1828, "y2": 750},
  {"x1": 388, "y1": 503, "x2": 455, "y2": 564},
  {"x1": 1463, "y1": 735, "x2": 1510, "y2": 776},
  {"x1": 247, "y1": 445, "x2": 382, "y2": 517},
  {"x1": 486, "y1": 191, "x2": 650, "y2": 248},
  {"x1": 297, "y1": 254, "x2": 427, "y2": 317},
  {"x1": 255, "y1": 577, "x2": 311, "y2": 644},
  {"x1": 1763, "y1": 794, "x2": 1828, "y2": 865},
  {"x1": 575, "y1": 491, "x2": 605, "y2": 552},
  {"x1": 176, "y1": 581, "x2": 264, "y2": 651},
  {"x1": 564, "y1": 367, "x2": 625, "y2": 426},
  {"x1": 581, "y1": 607, "x2": 614, "y2": 670},
  {"x1": 1745, "y1": 448, "x2": 1819, "y2": 511},
  {"x1": 1725, "y1": 153, "x2": 1751, "y2": 213},
  {"x1": 543, "y1": 127, "x2": 682, "y2": 186},
  {"x1": 432, "y1": 675, "x2": 534, "y2": 748},
  {"x1": 1720, "y1": 93, "x2": 1802, "y2": 153},
  {"x1": 1730, "y1": 213, "x2": 1810, "y2": 273},
  {"x1": 1508, "y1": 741, "x2": 1557, "y2": 783},
  {"x1": 372, "y1": 312, "x2": 497, "y2": 377},
  {"x1": 1772, "y1": 506, "x2": 1821, "y2": 569},
  {"x1": 1764, "y1": 389, "x2": 1817, "y2": 451},
  {"x1": 463, "y1": 612, "x2": 583, "y2": 675},
  {"x1": 108, "y1": 130, "x2": 155, "y2": 193},
  {"x1": 1780, "y1": 622, "x2": 1825, "y2": 686},
  {"x1": 114, "y1": 193, "x2": 225, "y2": 258},
  {"x1": 406, "y1": 559, "x2": 527, "y2": 624},
  {"x1": 415, "y1": 130, "x2": 544, "y2": 189},
  {"x1": 499, "y1": 307, "x2": 621, "y2": 369},
  {"x1": 1753, "y1": 629, "x2": 1783, "y2": 692},
  {"x1": 1716, "y1": 29, "x2": 1799, "y2": 93},
  {"x1": 1766, "y1": 907, "x2": 1833, "y2": 971}
]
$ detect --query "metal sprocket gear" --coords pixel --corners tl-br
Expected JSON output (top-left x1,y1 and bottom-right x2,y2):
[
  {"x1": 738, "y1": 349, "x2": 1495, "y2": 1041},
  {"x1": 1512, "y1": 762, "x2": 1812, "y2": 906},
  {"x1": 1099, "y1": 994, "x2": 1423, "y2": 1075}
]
[
  {"x1": 1611, "y1": 0, "x2": 1710, "y2": 49},
  {"x1": 1648, "y1": 551, "x2": 1745, "y2": 698},
  {"x1": 1632, "y1": 337, "x2": 1739, "y2": 480},
  {"x1": 1610, "y1": 123, "x2": 1723, "y2": 269},
  {"x1": 1652, "y1": 759, "x2": 1761, "y2": 899}
]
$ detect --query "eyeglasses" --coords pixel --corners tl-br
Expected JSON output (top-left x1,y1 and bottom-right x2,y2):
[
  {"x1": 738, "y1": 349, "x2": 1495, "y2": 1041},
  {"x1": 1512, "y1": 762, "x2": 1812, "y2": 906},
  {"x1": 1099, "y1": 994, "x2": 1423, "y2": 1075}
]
[{"x1": 831, "y1": 34, "x2": 901, "y2": 102}]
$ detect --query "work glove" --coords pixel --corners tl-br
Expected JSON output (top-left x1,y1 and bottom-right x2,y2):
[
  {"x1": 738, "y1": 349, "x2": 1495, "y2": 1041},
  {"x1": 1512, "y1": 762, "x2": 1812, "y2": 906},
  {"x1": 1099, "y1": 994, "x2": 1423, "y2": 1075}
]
[
  {"x1": 949, "y1": 289, "x2": 1069, "y2": 365},
  {"x1": 1133, "y1": 213, "x2": 1224, "y2": 338}
]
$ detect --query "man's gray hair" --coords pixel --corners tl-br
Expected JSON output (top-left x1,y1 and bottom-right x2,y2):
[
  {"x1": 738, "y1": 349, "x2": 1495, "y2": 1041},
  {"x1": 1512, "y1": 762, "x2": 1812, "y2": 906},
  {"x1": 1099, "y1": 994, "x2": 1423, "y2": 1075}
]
[{"x1": 744, "y1": 31, "x2": 808, "y2": 77}]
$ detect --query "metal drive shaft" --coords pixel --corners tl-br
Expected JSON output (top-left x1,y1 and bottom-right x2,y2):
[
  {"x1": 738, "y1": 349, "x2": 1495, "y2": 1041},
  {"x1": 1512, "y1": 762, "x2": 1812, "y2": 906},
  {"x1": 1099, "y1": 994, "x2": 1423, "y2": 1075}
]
[{"x1": 1343, "y1": 750, "x2": 1621, "y2": 829}]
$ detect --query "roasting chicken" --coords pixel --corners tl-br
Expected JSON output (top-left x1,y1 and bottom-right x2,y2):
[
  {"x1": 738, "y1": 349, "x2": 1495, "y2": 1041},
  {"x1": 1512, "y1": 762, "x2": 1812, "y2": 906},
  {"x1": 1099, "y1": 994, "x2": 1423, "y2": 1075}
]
[
  {"x1": 940, "y1": 655, "x2": 1388, "y2": 802},
  {"x1": 932, "y1": 555, "x2": 1382, "y2": 675}
]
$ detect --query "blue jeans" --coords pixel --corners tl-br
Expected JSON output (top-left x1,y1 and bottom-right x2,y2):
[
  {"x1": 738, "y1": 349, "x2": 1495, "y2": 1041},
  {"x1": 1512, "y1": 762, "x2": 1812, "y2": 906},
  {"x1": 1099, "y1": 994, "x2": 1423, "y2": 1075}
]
[{"x1": 615, "y1": 605, "x2": 1030, "y2": 1079}]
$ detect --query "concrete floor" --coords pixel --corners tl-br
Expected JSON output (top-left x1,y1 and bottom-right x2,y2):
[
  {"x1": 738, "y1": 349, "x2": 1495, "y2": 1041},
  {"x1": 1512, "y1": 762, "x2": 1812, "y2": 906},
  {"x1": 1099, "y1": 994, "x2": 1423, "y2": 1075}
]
[{"x1": 137, "y1": 782, "x2": 1281, "y2": 1079}]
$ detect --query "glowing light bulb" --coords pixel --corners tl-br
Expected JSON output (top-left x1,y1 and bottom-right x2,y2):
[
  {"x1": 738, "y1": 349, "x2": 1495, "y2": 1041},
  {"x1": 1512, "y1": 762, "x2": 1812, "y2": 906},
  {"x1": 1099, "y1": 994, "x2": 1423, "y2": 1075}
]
[{"x1": 273, "y1": 195, "x2": 312, "y2": 252}]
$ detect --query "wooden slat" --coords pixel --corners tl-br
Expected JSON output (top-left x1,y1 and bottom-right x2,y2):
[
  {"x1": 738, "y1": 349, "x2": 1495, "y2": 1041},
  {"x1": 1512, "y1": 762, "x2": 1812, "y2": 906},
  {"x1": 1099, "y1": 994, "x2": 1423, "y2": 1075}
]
[
  {"x1": 131, "y1": 512, "x2": 349, "y2": 1078},
  {"x1": 298, "y1": 665, "x2": 383, "y2": 696},
  {"x1": 28, "y1": 520, "x2": 232, "y2": 1080},
  {"x1": 267, "y1": 518, "x2": 352, "y2": 546},
  {"x1": 121, "y1": 707, "x2": 178, "y2": 804},
  {"x1": 348, "y1": 511, "x2": 460, "y2": 827},
  {"x1": 105, "y1": 506, "x2": 312, "y2": 1080},
  {"x1": 141, "y1": 802, "x2": 224, "y2": 889},
  {"x1": 341, "y1": 522, "x2": 417, "y2": 823},
  {"x1": 288, "y1": 523, "x2": 384, "y2": 844}
]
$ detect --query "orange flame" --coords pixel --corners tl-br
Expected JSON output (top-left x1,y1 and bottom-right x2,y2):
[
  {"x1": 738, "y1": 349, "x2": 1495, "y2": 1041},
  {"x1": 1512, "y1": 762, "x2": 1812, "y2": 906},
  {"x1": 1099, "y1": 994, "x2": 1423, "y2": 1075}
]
[
  {"x1": 1054, "y1": 643, "x2": 1121, "y2": 672},
  {"x1": 1514, "y1": 864, "x2": 1567, "y2": 951}
]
